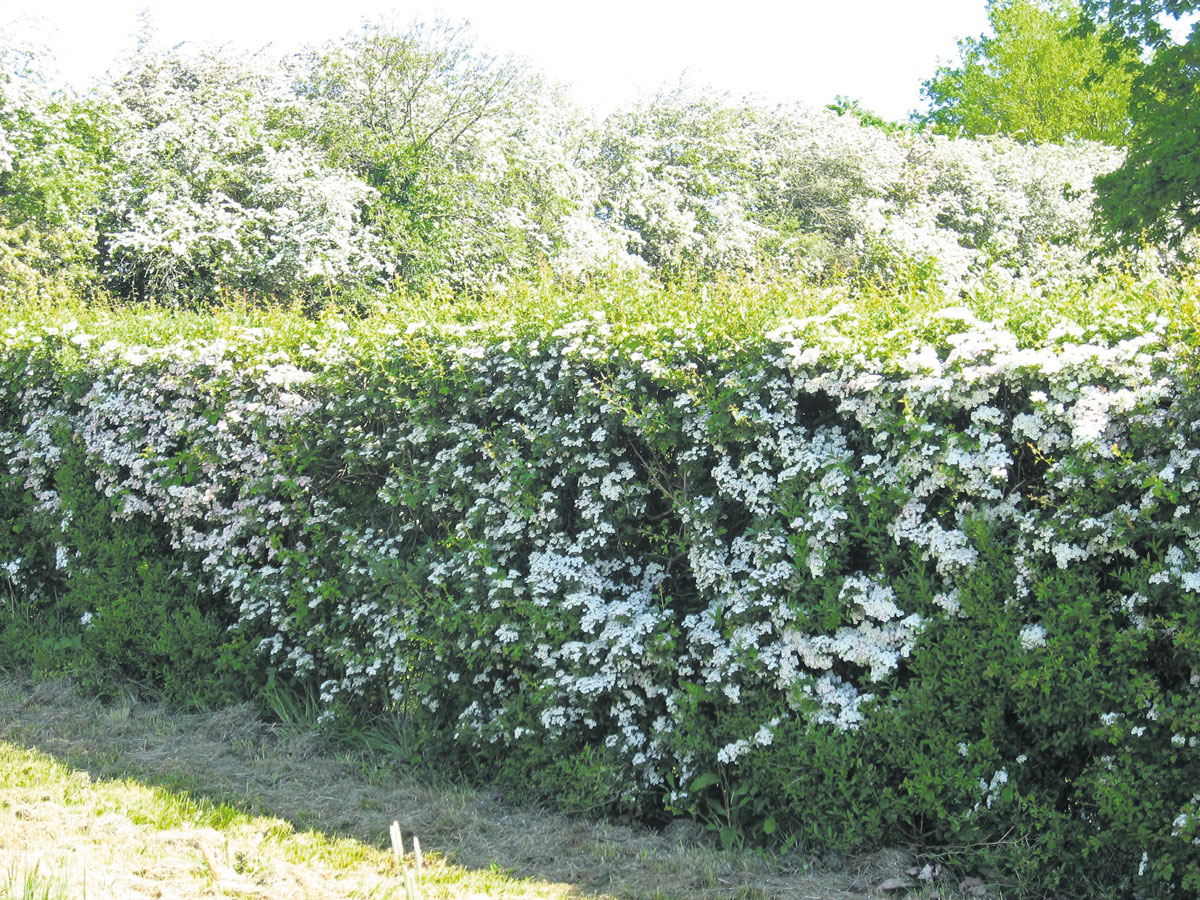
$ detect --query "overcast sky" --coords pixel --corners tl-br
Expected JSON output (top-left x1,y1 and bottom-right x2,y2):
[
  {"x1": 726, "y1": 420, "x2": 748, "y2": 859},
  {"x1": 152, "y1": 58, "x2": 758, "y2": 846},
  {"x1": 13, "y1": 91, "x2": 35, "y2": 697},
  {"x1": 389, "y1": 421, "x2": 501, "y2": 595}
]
[{"x1": 2, "y1": 0, "x2": 992, "y2": 120}]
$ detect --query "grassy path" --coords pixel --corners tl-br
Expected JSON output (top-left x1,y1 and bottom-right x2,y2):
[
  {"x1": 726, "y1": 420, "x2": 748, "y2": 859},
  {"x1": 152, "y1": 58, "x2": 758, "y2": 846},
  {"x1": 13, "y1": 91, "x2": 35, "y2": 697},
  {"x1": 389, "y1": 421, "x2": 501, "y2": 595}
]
[{"x1": 0, "y1": 677, "x2": 964, "y2": 900}]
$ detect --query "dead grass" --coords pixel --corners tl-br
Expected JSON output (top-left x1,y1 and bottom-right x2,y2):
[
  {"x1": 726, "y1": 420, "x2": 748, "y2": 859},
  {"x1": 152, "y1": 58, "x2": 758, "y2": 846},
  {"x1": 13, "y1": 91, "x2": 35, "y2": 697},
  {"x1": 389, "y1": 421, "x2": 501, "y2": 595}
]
[{"x1": 0, "y1": 675, "x2": 993, "y2": 900}]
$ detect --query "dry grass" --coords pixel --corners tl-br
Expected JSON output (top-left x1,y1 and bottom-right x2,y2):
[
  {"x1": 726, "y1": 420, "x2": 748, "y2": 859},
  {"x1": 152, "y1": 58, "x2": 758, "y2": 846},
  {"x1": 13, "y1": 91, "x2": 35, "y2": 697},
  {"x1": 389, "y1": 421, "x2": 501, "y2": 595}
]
[{"x1": 0, "y1": 676, "x2": 993, "y2": 900}]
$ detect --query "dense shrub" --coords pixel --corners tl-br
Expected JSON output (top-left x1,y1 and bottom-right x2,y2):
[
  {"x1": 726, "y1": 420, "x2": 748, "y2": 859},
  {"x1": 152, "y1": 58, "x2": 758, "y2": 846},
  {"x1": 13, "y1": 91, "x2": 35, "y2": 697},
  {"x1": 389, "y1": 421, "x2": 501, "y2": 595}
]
[
  {"x1": 2, "y1": 275, "x2": 1198, "y2": 897},
  {"x1": 3, "y1": 20, "x2": 1190, "y2": 306}
]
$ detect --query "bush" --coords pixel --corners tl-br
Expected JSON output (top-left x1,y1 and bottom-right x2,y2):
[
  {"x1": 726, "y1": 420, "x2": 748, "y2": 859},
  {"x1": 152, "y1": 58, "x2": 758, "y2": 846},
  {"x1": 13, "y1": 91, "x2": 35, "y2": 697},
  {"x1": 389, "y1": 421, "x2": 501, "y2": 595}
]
[{"x1": 2, "y1": 275, "x2": 1198, "y2": 897}]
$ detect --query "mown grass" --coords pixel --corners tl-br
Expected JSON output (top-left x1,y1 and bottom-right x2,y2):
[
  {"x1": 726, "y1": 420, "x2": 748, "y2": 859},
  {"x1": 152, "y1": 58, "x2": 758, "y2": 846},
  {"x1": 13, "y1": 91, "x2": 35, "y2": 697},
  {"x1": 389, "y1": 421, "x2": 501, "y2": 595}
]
[
  {"x1": 0, "y1": 675, "x2": 981, "y2": 900},
  {"x1": 0, "y1": 733, "x2": 572, "y2": 899}
]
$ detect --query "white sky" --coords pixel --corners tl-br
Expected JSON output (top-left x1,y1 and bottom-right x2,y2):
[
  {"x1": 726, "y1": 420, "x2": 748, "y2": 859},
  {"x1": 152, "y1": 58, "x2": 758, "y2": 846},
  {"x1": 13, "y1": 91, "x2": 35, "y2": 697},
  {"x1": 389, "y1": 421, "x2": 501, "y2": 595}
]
[{"x1": 2, "y1": 0, "x2": 992, "y2": 120}]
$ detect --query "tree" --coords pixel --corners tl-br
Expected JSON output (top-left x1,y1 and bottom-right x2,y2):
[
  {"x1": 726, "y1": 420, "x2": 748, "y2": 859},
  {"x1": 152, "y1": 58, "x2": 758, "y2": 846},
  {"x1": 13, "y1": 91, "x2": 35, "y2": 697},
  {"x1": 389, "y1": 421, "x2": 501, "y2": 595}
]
[
  {"x1": 919, "y1": 0, "x2": 1137, "y2": 144},
  {"x1": 826, "y1": 96, "x2": 911, "y2": 133},
  {"x1": 100, "y1": 45, "x2": 381, "y2": 304},
  {"x1": 0, "y1": 34, "x2": 112, "y2": 299},
  {"x1": 296, "y1": 19, "x2": 592, "y2": 293},
  {"x1": 585, "y1": 87, "x2": 767, "y2": 276},
  {"x1": 1078, "y1": 1, "x2": 1200, "y2": 246}
]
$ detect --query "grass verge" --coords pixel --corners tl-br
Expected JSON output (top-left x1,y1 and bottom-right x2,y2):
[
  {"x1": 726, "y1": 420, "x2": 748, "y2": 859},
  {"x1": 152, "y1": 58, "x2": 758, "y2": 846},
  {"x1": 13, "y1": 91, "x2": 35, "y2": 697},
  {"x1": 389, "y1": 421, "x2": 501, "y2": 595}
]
[{"x1": 0, "y1": 675, "x2": 992, "y2": 899}]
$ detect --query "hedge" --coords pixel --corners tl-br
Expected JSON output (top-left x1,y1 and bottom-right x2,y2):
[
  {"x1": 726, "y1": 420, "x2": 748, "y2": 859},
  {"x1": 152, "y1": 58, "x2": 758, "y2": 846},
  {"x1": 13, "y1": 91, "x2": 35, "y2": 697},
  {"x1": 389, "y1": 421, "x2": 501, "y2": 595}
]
[{"x1": 2, "y1": 281, "x2": 1199, "y2": 897}]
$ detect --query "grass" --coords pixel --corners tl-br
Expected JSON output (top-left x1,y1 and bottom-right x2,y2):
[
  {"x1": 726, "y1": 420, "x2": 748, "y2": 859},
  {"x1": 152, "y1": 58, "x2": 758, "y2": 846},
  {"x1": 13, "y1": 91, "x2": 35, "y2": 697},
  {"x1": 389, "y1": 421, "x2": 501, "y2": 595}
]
[
  {"x1": 0, "y1": 735, "x2": 571, "y2": 900},
  {"x1": 1, "y1": 860, "x2": 72, "y2": 900},
  {"x1": 0, "y1": 674, "x2": 987, "y2": 900}
]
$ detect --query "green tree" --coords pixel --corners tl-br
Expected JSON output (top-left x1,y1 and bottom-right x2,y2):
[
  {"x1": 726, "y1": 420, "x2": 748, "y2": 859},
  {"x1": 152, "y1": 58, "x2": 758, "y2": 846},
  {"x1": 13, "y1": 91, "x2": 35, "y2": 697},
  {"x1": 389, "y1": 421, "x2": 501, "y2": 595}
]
[
  {"x1": 1079, "y1": 1, "x2": 1200, "y2": 246},
  {"x1": 919, "y1": 0, "x2": 1137, "y2": 144},
  {"x1": 826, "y1": 95, "x2": 911, "y2": 133},
  {"x1": 0, "y1": 36, "x2": 113, "y2": 300},
  {"x1": 296, "y1": 19, "x2": 588, "y2": 293}
]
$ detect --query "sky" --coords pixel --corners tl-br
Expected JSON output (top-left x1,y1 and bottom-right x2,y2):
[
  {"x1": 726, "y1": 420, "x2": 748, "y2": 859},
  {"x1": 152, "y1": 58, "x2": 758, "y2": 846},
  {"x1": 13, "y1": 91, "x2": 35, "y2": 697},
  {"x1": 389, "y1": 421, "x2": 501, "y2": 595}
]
[{"x1": 0, "y1": 0, "x2": 993, "y2": 120}]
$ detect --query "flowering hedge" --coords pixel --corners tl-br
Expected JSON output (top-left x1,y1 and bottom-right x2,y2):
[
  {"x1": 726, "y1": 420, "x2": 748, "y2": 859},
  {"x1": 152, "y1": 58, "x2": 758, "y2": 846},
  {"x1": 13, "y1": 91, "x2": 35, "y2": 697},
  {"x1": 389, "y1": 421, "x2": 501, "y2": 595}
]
[
  {"x1": 8, "y1": 23, "x2": 1195, "y2": 308},
  {"x1": 2, "y1": 281, "x2": 1199, "y2": 897}
]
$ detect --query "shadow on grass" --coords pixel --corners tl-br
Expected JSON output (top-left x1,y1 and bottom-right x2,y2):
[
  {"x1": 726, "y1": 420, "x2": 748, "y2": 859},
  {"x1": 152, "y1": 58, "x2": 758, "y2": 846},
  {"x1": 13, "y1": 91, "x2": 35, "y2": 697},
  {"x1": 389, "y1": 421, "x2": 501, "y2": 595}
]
[{"x1": 0, "y1": 674, "x2": 895, "y2": 900}]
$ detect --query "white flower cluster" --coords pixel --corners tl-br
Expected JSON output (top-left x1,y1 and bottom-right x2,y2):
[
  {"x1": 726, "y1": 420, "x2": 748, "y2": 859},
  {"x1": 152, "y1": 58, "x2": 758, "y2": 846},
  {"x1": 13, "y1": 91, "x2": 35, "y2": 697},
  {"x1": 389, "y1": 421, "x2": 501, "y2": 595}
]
[
  {"x1": 101, "y1": 46, "x2": 381, "y2": 301},
  {"x1": 583, "y1": 89, "x2": 1137, "y2": 292}
]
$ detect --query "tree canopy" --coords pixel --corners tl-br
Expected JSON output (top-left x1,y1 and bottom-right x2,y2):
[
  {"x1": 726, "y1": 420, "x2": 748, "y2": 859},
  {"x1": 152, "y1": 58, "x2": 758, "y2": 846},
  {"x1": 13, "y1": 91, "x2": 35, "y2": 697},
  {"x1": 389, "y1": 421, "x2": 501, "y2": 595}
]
[
  {"x1": 919, "y1": 0, "x2": 1137, "y2": 144},
  {"x1": 1079, "y1": 0, "x2": 1200, "y2": 246}
]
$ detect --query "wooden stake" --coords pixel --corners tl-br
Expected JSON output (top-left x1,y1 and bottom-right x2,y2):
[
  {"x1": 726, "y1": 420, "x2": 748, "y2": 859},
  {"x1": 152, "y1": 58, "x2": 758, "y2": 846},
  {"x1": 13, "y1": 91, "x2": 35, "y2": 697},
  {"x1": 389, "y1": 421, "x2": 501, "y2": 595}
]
[{"x1": 389, "y1": 820, "x2": 404, "y2": 864}]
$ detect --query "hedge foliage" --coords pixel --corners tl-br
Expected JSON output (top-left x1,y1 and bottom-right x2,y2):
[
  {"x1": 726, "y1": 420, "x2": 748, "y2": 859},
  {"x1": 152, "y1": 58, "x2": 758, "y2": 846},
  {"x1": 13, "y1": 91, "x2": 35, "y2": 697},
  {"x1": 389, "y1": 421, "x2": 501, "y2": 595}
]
[{"x1": 2, "y1": 274, "x2": 1199, "y2": 898}]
